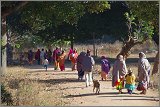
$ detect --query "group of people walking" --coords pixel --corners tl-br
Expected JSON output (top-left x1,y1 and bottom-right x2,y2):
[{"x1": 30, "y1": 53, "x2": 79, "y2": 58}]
[
  {"x1": 75, "y1": 50, "x2": 151, "y2": 95},
  {"x1": 112, "y1": 52, "x2": 151, "y2": 95},
  {"x1": 33, "y1": 47, "x2": 66, "y2": 71},
  {"x1": 27, "y1": 47, "x2": 79, "y2": 71},
  {"x1": 27, "y1": 47, "x2": 151, "y2": 95}
]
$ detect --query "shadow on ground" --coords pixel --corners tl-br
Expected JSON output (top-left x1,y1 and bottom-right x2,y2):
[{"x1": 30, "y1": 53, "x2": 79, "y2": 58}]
[
  {"x1": 34, "y1": 78, "x2": 85, "y2": 85},
  {"x1": 65, "y1": 92, "x2": 159, "y2": 102},
  {"x1": 112, "y1": 98, "x2": 159, "y2": 102}
]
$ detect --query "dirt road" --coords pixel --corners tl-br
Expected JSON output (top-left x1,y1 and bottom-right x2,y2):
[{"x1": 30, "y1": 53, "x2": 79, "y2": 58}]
[{"x1": 26, "y1": 65, "x2": 159, "y2": 106}]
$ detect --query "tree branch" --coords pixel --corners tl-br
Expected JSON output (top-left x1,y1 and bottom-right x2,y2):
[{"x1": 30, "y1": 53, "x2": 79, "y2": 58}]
[{"x1": 2, "y1": 1, "x2": 28, "y2": 18}]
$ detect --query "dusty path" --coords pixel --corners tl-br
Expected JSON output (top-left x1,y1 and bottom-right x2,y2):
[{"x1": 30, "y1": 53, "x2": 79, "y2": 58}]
[{"x1": 26, "y1": 65, "x2": 159, "y2": 106}]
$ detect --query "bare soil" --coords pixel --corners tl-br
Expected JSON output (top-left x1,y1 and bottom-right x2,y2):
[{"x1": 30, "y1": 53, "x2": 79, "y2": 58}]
[{"x1": 25, "y1": 65, "x2": 159, "y2": 106}]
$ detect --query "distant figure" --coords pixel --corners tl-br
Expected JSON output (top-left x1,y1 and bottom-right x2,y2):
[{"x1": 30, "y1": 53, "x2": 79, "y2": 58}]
[
  {"x1": 82, "y1": 50, "x2": 95, "y2": 87},
  {"x1": 101, "y1": 56, "x2": 111, "y2": 81},
  {"x1": 59, "y1": 50, "x2": 66, "y2": 71},
  {"x1": 69, "y1": 49, "x2": 78, "y2": 71},
  {"x1": 44, "y1": 50, "x2": 48, "y2": 59},
  {"x1": 35, "y1": 49, "x2": 41, "y2": 65},
  {"x1": 19, "y1": 52, "x2": 24, "y2": 65},
  {"x1": 48, "y1": 49, "x2": 52, "y2": 64},
  {"x1": 137, "y1": 52, "x2": 151, "y2": 95},
  {"x1": 112, "y1": 55, "x2": 127, "y2": 94},
  {"x1": 28, "y1": 50, "x2": 33, "y2": 65},
  {"x1": 77, "y1": 51, "x2": 86, "y2": 80},
  {"x1": 68, "y1": 48, "x2": 73, "y2": 60},
  {"x1": 53, "y1": 47, "x2": 60, "y2": 70},
  {"x1": 43, "y1": 58, "x2": 49, "y2": 71},
  {"x1": 40, "y1": 48, "x2": 45, "y2": 65},
  {"x1": 125, "y1": 68, "x2": 136, "y2": 94}
]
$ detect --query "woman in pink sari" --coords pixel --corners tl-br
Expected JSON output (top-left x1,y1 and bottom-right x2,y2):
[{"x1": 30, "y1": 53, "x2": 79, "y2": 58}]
[{"x1": 68, "y1": 48, "x2": 73, "y2": 60}]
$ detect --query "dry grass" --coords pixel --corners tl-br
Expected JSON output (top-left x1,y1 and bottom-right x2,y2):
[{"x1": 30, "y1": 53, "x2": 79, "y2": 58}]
[
  {"x1": 74, "y1": 40, "x2": 157, "y2": 58},
  {"x1": 1, "y1": 66, "x2": 68, "y2": 106}
]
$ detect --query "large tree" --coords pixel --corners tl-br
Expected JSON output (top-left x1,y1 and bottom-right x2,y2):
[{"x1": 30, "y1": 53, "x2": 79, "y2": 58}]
[
  {"x1": 6, "y1": 1, "x2": 110, "y2": 43},
  {"x1": 1, "y1": 1, "x2": 29, "y2": 75},
  {"x1": 125, "y1": 1, "x2": 159, "y2": 75},
  {"x1": 1, "y1": 1, "x2": 110, "y2": 74}
]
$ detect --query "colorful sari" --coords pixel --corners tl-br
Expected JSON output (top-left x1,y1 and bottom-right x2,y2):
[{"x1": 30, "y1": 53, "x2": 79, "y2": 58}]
[
  {"x1": 70, "y1": 52, "x2": 78, "y2": 71},
  {"x1": 59, "y1": 53, "x2": 66, "y2": 71},
  {"x1": 101, "y1": 58, "x2": 111, "y2": 80},
  {"x1": 112, "y1": 55, "x2": 127, "y2": 91},
  {"x1": 116, "y1": 77, "x2": 124, "y2": 90}
]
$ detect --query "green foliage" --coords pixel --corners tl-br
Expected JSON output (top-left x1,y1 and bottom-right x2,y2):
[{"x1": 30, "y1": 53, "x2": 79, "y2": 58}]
[
  {"x1": 6, "y1": 1, "x2": 110, "y2": 47},
  {"x1": 20, "y1": 1, "x2": 110, "y2": 30},
  {"x1": 1, "y1": 84, "x2": 13, "y2": 105},
  {"x1": 126, "y1": 1, "x2": 159, "y2": 32},
  {"x1": 125, "y1": 12, "x2": 135, "y2": 23},
  {"x1": 1, "y1": 39, "x2": 5, "y2": 47},
  {"x1": 1, "y1": 1, "x2": 19, "y2": 9},
  {"x1": 125, "y1": 12, "x2": 154, "y2": 40},
  {"x1": 51, "y1": 39, "x2": 71, "y2": 47},
  {"x1": 76, "y1": 1, "x2": 129, "y2": 42},
  {"x1": 126, "y1": 1, "x2": 158, "y2": 22},
  {"x1": 84, "y1": 1, "x2": 110, "y2": 13},
  {"x1": 134, "y1": 21, "x2": 154, "y2": 40},
  {"x1": 15, "y1": 43, "x2": 20, "y2": 49}
]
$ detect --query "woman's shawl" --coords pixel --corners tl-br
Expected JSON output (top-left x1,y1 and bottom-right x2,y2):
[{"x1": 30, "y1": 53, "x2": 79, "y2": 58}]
[
  {"x1": 101, "y1": 59, "x2": 111, "y2": 74},
  {"x1": 138, "y1": 58, "x2": 151, "y2": 84},
  {"x1": 112, "y1": 60, "x2": 127, "y2": 87}
]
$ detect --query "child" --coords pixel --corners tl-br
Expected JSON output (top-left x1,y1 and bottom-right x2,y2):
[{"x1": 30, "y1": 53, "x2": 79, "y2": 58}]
[
  {"x1": 125, "y1": 68, "x2": 136, "y2": 94},
  {"x1": 43, "y1": 58, "x2": 49, "y2": 71}
]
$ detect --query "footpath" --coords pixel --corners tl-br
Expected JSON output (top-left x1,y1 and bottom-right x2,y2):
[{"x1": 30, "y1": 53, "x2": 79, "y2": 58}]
[{"x1": 27, "y1": 65, "x2": 159, "y2": 106}]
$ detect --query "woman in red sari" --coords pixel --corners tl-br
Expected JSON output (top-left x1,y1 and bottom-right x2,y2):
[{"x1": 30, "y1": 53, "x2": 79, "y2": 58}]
[{"x1": 59, "y1": 50, "x2": 66, "y2": 71}]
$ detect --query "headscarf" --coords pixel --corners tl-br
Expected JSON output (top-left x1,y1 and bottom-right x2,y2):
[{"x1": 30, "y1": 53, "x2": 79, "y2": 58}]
[
  {"x1": 128, "y1": 68, "x2": 132, "y2": 74},
  {"x1": 101, "y1": 56, "x2": 106, "y2": 59},
  {"x1": 118, "y1": 55, "x2": 124, "y2": 61},
  {"x1": 87, "y1": 49, "x2": 91, "y2": 56},
  {"x1": 80, "y1": 51, "x2": 86, "y2": 56},
  {"x1": 139, "y1": 52, "x2": 146, "y2": 59}
]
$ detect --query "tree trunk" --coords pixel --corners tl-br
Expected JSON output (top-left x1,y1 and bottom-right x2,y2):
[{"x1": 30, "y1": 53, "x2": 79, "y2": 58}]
[
  {"x1": 152, "y1": 50, "x2": 159, "y2": 75},
  {"x1": 71, "y1": 36, "x2": 74, "y2": 49},
  {"x1": 7, "y1": 30, "x2": 13, "y2": 65},
  {"x1": 152, "y1": 29, "x2": 159, "y2": 75},
  {"x1": 118, "y1": 36, "x2": 145, "y2": 59},
  {"x1": 93, "y1": 33, "x2": 96, "y2": 57},
  {"x1": 7, "y1": 44, "x2": 13, "y2": 65},
  {"x1": 1, "y1": 17, "x2": 7, "y2": 75}
]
